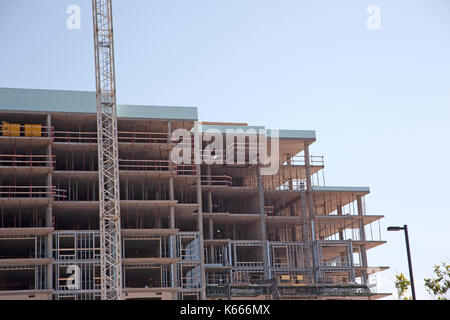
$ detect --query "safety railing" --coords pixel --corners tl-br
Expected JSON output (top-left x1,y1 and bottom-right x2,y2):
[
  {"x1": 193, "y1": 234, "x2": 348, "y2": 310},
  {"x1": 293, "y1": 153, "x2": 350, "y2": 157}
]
[
  {"x1": 119, "y1": 159, "x2": 172, "y2": 172},
  {"x1": 53, "y1": 131, "x2": 97, "y2": 143},
  {"x1": 206, "y1": 274, "x2": 230, "y2": 285},
  {"x1": 0, "y1": 186, "x2": 66, "y2": 199},
  {"x1": 264, "y1": 206, "x2": 275, "y2": 216},
  {"x1": 118, "y1": 159, "x2": 197, "y2": 176},
  {"x1": 0, "y1": 154, "x2": 55, "y2": 168},
  {"x1": 288, "y1": 155, "x2": 324, "y2": 166},
  {"x1": 53, "y1": 130, "x2": 173, "y2": 144},
  {"x1": 174, "y1": 164, "x2": 197, "y2": 176},
  {"x1": 118, "y1": 131, "x2": 169, "y2": 143},
  {"x1": 235, "y1": 261, "x2": 264, "y2": 268},
  {"x1": 201, "y1": 175, "x2": 233, "y2": 187},
  {"x1": 272, "y1": 258, "x2": 290, "y2": 269}
]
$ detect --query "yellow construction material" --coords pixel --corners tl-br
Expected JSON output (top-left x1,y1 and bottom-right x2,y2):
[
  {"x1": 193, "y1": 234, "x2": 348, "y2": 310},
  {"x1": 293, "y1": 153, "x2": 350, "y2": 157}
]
[
  {"x1": 1, "y1": 122, "x2": 21, "y2": 136},
  {"x1": 24, "y1": 124, "x2": 42, "y2": 137}
]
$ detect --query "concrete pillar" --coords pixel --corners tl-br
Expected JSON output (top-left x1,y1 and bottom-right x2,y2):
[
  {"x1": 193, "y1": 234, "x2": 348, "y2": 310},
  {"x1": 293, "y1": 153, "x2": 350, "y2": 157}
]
[
  {"x1": 208, "y1": 217, "x2": 214, "y2": 240},
  {"x1": 169, "y1": 177, "x2": 175, "y2": 229},
  {"x1": 337, "y1": 204, "x2": 344, "y2": 240},
  {"x1": 287, "y1": 154, "x2": 293, "y2": 190},
  {"x1": 167, "y1": 121, "x2": 179, "y2": 299},
  {"x1": 206, "y1": 165, "x2": 213, "y2": 212},
  {"x1": 206, "y1": 165, "x2": 214, "y2": 246}
]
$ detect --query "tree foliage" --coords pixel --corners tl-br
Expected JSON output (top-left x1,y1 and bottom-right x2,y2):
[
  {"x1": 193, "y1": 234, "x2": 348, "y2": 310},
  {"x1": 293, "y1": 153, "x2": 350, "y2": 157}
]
[
  {"x1": 394, "y1": 273, "x2": 411, "y2": 300},
  {"x1": 424, "y1": 262, "x2": 450, "y2": 300}
]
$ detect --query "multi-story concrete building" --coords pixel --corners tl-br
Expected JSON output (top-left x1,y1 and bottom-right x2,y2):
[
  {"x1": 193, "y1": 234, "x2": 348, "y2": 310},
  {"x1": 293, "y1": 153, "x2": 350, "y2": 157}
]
[{"x1": 0, "y1": 88, "x2": 389, "y2": 300}]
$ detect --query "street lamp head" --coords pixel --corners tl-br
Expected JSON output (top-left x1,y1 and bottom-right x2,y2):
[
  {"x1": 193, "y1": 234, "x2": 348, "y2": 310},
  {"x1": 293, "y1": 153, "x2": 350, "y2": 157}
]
[{"x1": 387, "y1": 226, "x2": 404, "y2": 231}]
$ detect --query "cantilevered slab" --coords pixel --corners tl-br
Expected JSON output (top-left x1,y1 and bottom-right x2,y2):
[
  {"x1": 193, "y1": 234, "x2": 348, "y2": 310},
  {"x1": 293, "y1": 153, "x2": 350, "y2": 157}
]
[
  {"x1": 0, "y1": 136, "x2": 52, "y2": 149},
  {"x1": 203, "y1": 239, "x2": 231, "y2": 245},
  {"x1": 123, "y1": 287, "x2": 180, "y2": 294},
  {"x1": 122, "y1": 257, "x2": 180, "y2": 265},
  {"x1": 351, "y1": 240, "x2": 386, "y2": 250},
  {"x1": 175, "y1": 203, "x2": 199, "y2": 215},
  {"x1": 121, "y1": 200, "x2": 178, "y2": 209},
  {"x1": 201, "y1": 213, "x2": 259, "y2": 222},
  {"x1": 312, "y1": 186, "x2": 370, "y2": 195},
  {"x1": 0, "y1": 198, "x2": 52, "y2": 207},
  {"x1": 53, "y1": 171, "x2": 97, "y2": 180},
  {"x1": 0, "y1": 228, "x2": 54, "y2": 236},
  {"x1": 0, "y1": 290, "x2": 53, "y2": 298},
  {"x1": 205, "y1": 264, "x2": 232, "y2": 270},
  {"x1": 53, "y1": 201, "x2": 99, "y2": 211},
  {"x1": 0, "y1": 167, "x2": 52, "y2": 176},
  {"x1": 121, "y1": 229, "x2": 179, "y2": 236},
  {"x1": 369, "y1": 293, "x2": 391, "y2": 300},
  {"x1": 0, "y1": 258, "x2": 54, "y2": 266},
  {"x1": 265, "y1": 190, "x2": 303, "y2": 203},
  {"x1": 355, "y1": 266, "x2": 389, "y2": 276}
]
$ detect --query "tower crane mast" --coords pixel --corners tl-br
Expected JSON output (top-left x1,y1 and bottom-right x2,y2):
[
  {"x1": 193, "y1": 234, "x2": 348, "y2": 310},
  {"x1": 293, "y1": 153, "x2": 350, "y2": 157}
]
[{"x1": 92, "y1": 0, "x2": 122, "y2": 300}]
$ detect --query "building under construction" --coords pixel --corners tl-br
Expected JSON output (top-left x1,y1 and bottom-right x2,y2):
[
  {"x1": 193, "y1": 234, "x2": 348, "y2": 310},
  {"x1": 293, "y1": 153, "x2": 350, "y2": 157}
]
[{"x1": 0, "y1": 87, "x2": 389, "y2": 300}]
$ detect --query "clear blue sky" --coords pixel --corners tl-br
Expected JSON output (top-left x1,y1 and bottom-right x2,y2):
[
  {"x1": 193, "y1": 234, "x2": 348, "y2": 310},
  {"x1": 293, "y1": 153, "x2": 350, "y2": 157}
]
[{"x1": 1, "y1": 0, "x2": 449, "y2": 299}]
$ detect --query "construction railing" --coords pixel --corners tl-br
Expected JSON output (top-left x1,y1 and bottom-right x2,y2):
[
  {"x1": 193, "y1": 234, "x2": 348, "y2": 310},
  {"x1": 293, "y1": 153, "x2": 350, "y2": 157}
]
[
  {"x1": 0, "y1": 154, "x2": 55, "y2": 168},
  {"x1": 118, "y1": 130, "x2": 169, "y2": 144},
  {"x1": 53, "y1": 130, "x2": 173, "y2": 144},
  {"x1": 53, "y1": 130, "x2": 97, "y2": 143},
  {"x1": 118, "y1": 159, "x2": 197, "y2": 175},
  {"x1": 206, "y1": 274, "x2": 231, "y2": 285},
  {"x1": 0, "y1": 186, "x2": 66, "y2": 199},
  {"x1": 288, "y1": 155, "x2": 324, "y2": 167},
  {"x1": 201, "y1": 142, "x2": 259, "y2": 163},
  {"x1": 201, "y1": 175, "x2": 233, "y2": 187},
  {"x1": 119, "y1": 159, "x2": 172, "y2": 172},
  {"x1": 231, "y1": 270, "x2": 265, "y2": 284},
  {"x1": 264, "y1": 206, "x2": 275, "y2": 216},
  {"x1": 235, "y1": 261, "x2": 265, "y2": 268},
  {"x1": 174, "y1": 164, "x2": 197, "y2": 176},
  {"x1": 272, "y1": 258, "x2": 289, "y2": 268}
]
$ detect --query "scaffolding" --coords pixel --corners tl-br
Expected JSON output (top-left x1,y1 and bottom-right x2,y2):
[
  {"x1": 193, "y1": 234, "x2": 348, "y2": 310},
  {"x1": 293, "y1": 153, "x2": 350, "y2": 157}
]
[{"x1": 0, "y1": 186, "x2": 66, "y2": 199}]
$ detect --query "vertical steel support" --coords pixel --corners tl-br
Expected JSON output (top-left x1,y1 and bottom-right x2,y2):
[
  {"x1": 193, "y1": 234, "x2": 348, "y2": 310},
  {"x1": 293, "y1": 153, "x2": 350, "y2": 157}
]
[
  {"x1": 92, "y1": 0, "x2": 122, "y2": 300},
  {"x1": 196, "y1": 164, "x2": 207, "y2": 299},
  {"x1": 357, "y1": 195, "x2": 368, "y2": 284},
  {"x1": 304, "y1": 144, "x2": 319, "y2": 283},
  {"x1": 257, "y1": 166, "x2": 270, "y2": 280},
  {"x1": 46, "y1": 114, "x2": 53, "y2": 290}
]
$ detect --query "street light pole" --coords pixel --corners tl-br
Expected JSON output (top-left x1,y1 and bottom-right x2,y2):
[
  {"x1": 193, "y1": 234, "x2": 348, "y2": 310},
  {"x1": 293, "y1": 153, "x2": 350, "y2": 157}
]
[
  {"x1": 387, "y1": 224, "x2": 416, "y2": 300},
  {"x1": 403, "y1": 225, "x2": 416, "y2": 300}
]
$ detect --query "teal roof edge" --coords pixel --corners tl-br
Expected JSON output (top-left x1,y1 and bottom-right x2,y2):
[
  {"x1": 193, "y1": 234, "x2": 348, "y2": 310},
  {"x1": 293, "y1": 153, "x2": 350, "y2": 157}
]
[{"x1": 0, "y1": 88, "x2": 198, "y2": 121}]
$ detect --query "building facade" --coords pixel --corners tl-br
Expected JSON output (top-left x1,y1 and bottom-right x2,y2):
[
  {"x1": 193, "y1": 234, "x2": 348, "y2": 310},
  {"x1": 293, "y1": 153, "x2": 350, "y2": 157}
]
[{"x1": 0, "y1": 88, "x2": 388, "y2": 300}]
